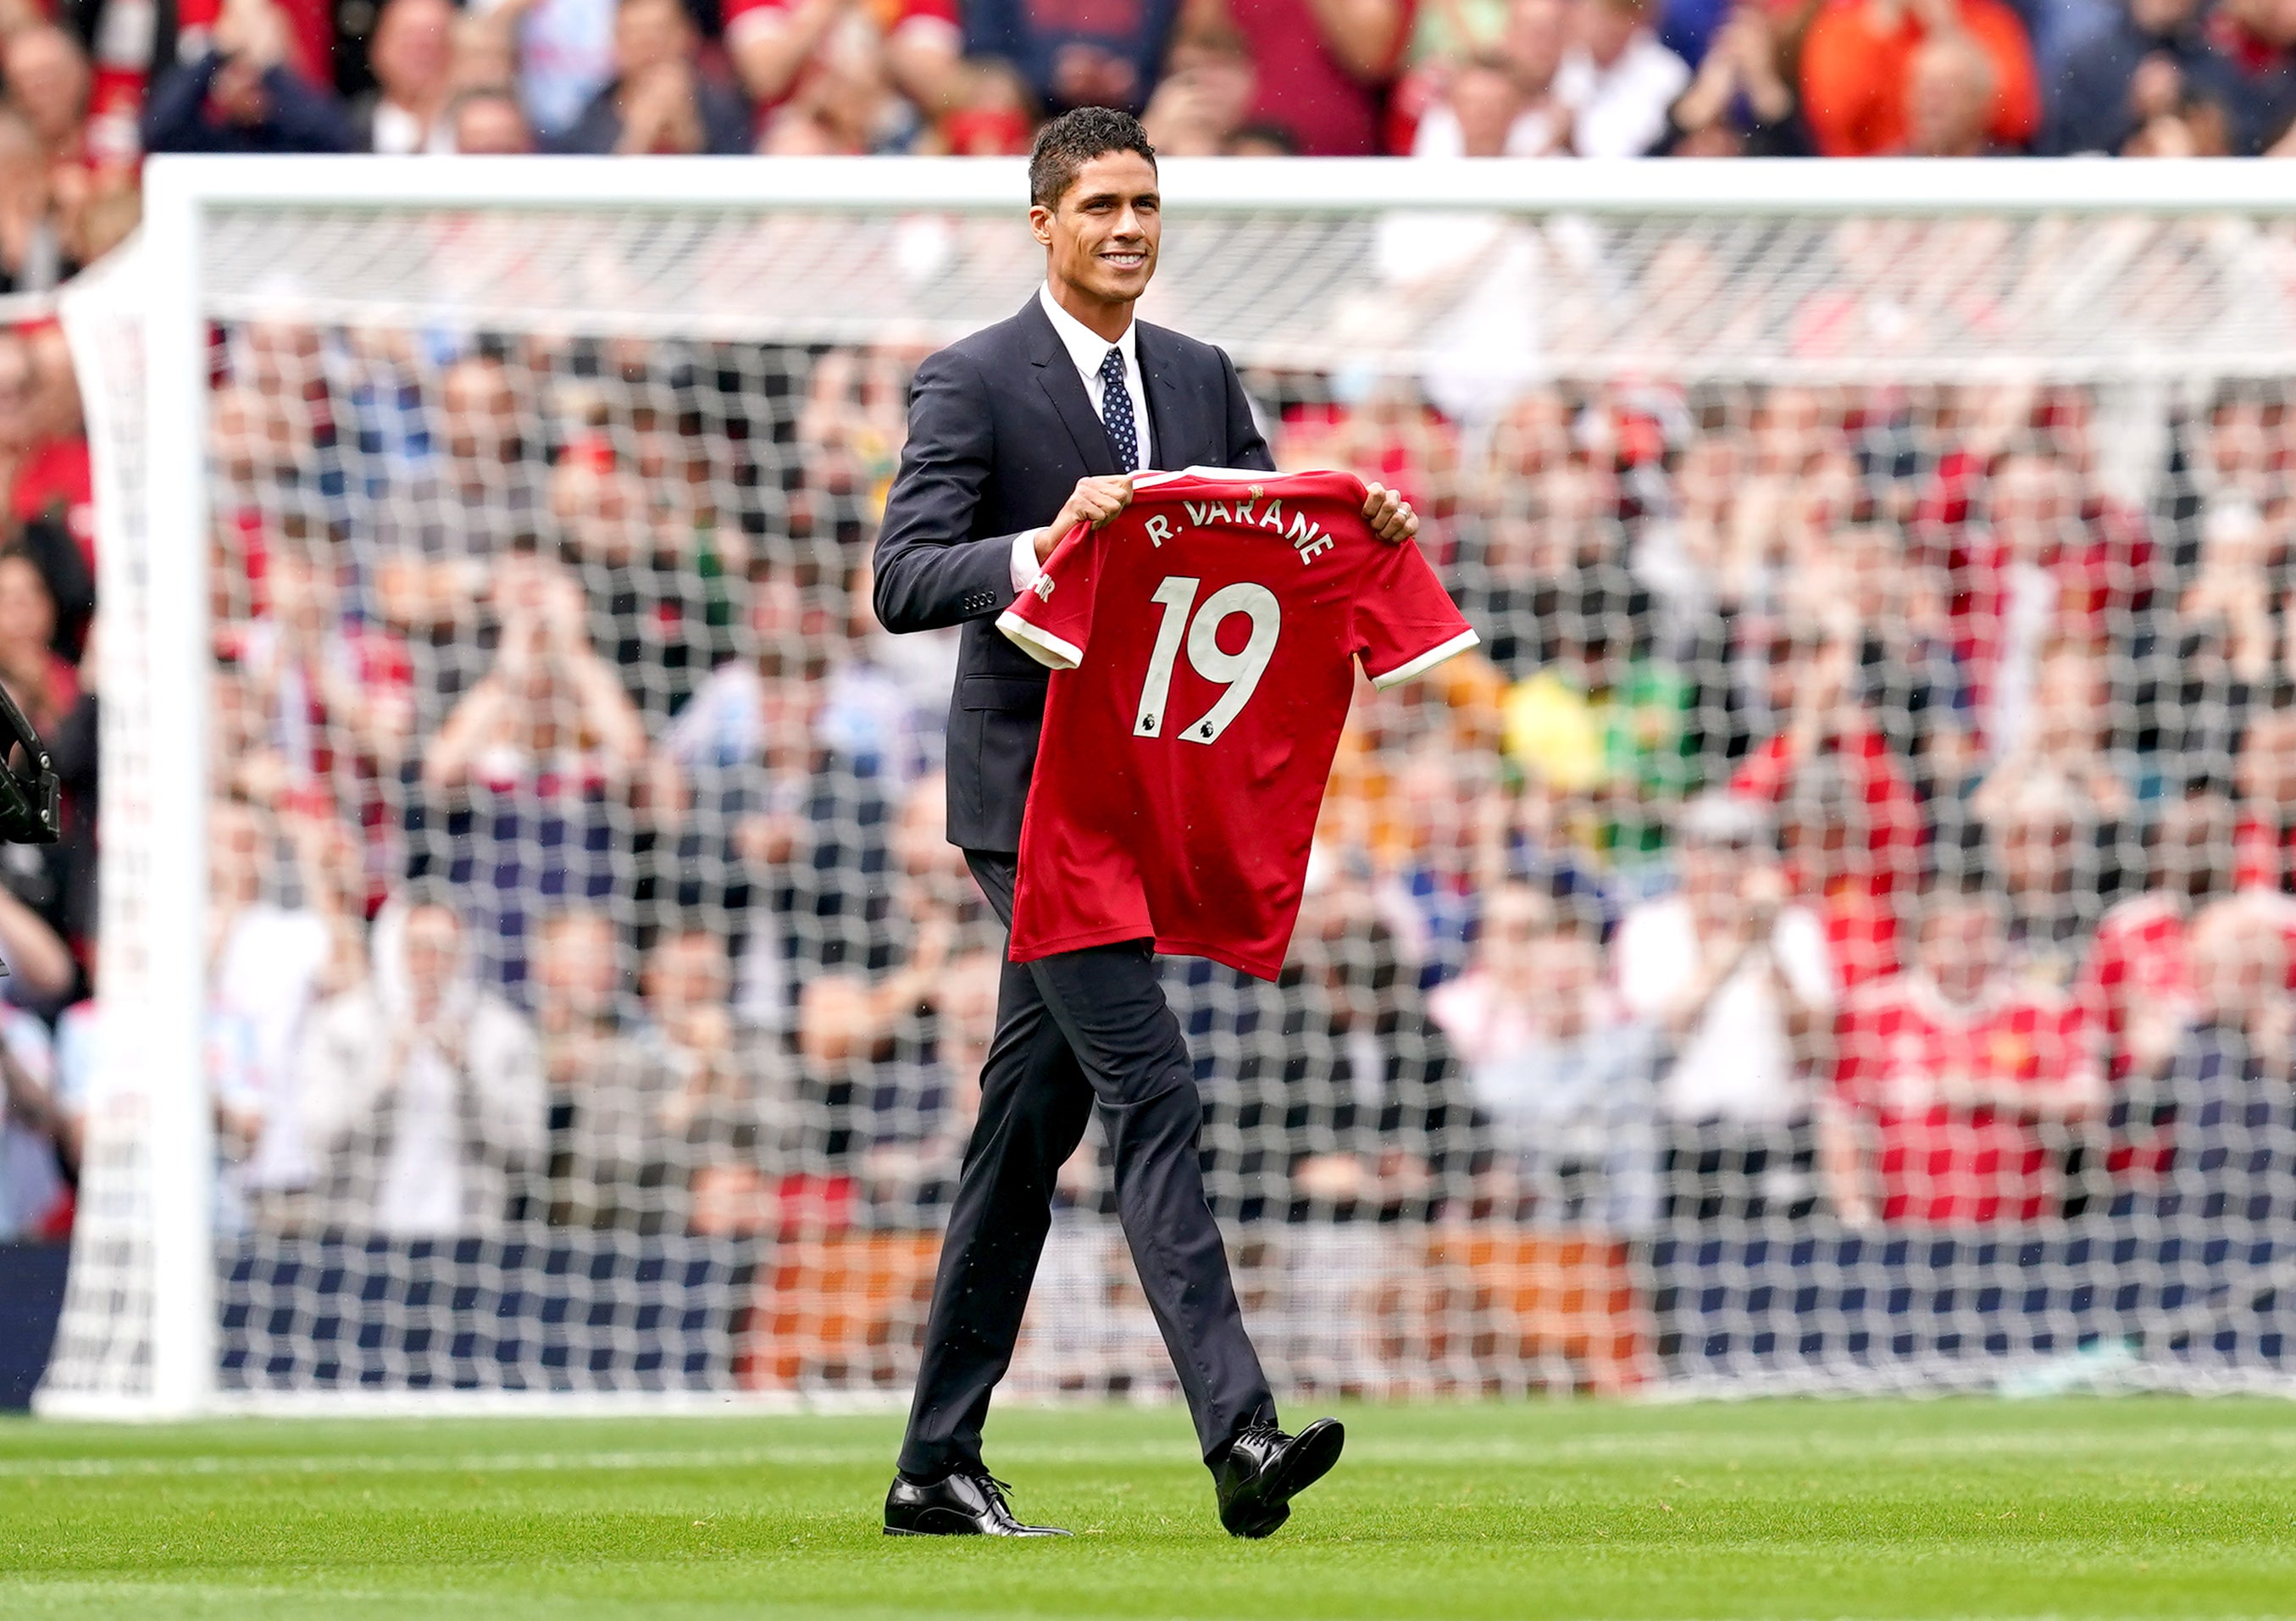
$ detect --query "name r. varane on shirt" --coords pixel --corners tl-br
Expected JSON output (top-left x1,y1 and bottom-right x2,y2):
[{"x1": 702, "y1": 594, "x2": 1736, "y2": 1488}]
[{"x1": 1143, "y1": 495, "x2": 1339, "y2": 564}]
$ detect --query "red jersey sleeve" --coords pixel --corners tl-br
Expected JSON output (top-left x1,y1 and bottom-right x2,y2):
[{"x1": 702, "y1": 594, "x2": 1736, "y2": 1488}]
[
  {"x1": 1350, "y1": 534, "x2": 1478, "y2": 690},
  {"x1": 996, "y1": 520, "x2": 1098, "y2": 670}
]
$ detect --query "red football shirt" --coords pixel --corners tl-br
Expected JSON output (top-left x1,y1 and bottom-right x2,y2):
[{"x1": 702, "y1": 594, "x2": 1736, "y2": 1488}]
[
  {"x1": 1834, "y1": 973, "x2": 2097, "y2": 1224},
  {"x1": 997, "y1": 468, "x2": 1478, "y2": 978}
]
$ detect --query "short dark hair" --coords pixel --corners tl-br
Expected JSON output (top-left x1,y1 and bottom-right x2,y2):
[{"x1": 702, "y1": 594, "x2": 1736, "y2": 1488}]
[{"x1": 1029, "y1": 107, "x2": 1156, "y2": 210}]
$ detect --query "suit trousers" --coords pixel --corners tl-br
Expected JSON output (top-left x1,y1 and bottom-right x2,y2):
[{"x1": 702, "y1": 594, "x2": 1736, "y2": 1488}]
[{"x1": 896, "y1": 850, "x2": 1278, "y2": 1477}]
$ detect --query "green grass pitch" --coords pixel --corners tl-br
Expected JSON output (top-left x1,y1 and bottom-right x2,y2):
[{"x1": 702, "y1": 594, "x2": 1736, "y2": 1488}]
[{"x1": 3, "y1": 1397, "x2": 2293, "y2": 1618}]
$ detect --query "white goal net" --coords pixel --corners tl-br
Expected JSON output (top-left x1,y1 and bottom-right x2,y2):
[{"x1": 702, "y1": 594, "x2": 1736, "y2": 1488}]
[{"x1": 37, "y1": 158, "x2": 2296, "y2": 1414}]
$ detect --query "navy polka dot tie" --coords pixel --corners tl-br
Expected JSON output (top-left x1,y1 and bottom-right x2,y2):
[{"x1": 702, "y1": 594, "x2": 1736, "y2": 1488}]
[{"x1": 1099, "y1": 347, "x2": 1138, "y2": 473}]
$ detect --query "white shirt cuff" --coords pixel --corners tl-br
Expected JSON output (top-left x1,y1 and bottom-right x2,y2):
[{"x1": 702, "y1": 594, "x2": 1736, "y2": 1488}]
[{"x1": 1011, "y1": 530, "x2": 1044, "y2": 594}]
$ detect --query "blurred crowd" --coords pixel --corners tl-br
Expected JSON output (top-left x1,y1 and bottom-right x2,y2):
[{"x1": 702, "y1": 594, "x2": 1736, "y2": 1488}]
[
  {"x1": 10, "y1": 303, "x2": 2296, "y2": 1260},
  {"x1": 0, "y1": 0, "x2": 2276, "y2": 266}
]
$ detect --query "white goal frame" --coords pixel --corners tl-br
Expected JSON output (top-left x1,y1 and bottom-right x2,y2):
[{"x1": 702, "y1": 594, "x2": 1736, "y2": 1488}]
[{"x1": 41, "y1": 153, "x2": 2296, "y2": 1419}]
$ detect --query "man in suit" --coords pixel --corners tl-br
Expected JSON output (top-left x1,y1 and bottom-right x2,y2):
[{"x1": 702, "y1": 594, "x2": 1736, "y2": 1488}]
[{"x1": 872, "y1": 106, "x2": 1419, "y2": 1540}]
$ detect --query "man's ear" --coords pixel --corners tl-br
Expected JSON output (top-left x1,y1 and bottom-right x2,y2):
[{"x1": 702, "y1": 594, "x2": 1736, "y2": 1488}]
[{"x1": 1029, "y1": 203, "x2": 1056, "y2": 247}]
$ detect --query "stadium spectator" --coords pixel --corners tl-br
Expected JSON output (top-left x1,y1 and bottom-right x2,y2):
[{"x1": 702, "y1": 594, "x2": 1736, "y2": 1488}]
[
  {"x1": 1614, "y1": 793, "x2": 1836, "y2": 1197},
  {"x1": 1417, "y1": 52, "x2": 1531, "y2": 156},
  {"x1": 1138, "y1": 26, "x2": 1256, "y2": 152},
  {"x1": 851, "y1": 943, "x2": 1000, "y2": 1213},
  {"x1": 1275, "y1": 879, "x2": 1474, "y2": 1222},
  {"x1": 1554, "y1": 0, "x2": 1689, "y2": 155},
  {"x1": 1771, "y1": 757, "x2": 1905, "y2": 992},
  {"x1": 0, "y1": 841, "x2": 75, "y2": 1011},
  {"x1": 208, "y1": 797, "x2": 364, "y2": 1216},
  {"x1": 548, "y1": 922, "x2": 757, "y2": 1235},
  {"x1": 922, "y1": 57, "x2": 1041, "y2": 153},
  {"x1": 1827, "y1": 885, "x2": 2101, "y2": 1226},
  {"x1": 2177, "y1": 495, "x2": 2289, "y2": 698},
  {"x1": 553, "y1": 0, "x2": 754, "y2": 155},
  {"x1": 2074, "y1": 787, "x2": 2292, "y2": 1106},
  {"x1": 2234, "y1": 697, "x2": 2296, "y2": 893},
  {"x1": 2045, "y1": 0, "x2": 2249, "y2": 153},
  {"x1": 1898, "y1": 27, "x2": 2005, "y2": 153},
  {"x1": 0, "y1": 547, "x2": 75, "y2": 740},
  {"x1": 0, "y1": 1002, "x2": 67, "y2": 1241},
  {"x1": 545, "y1": 442, "x2": 717, "y2": 719},
  {"x1": 1972, "y1": 647, "x2": 2135, "y2": 835},
  {"x1": 1409, "y1": 0, "x2": 1568, "y2": 155},
  {"x1": 1383, "y1": 743, "x2": 1509, "y2": 985},
  {"x1": 1821, "y1": 525, "x2": 1973, "y2": 807},
  {"x1": 1508, "y1": 558, "x2": 1691, "y2": 844},
  {"x1": 469, "y1": 0, "x2": 618, "y2": 139},
  {"x1": 531, "y1": 907, "x2": 635, "y2": 1079},
  {"x1": 666, "y1": 567, "x2": 836, "y2": 776},
  {"x1": 1729, "y1": 617, "x2": 1924, "y2": 912},
  {"x1": 816, "y1": 563, "x2": 941, "y2": 790},
  {"x1": 369, "y1": 353, "x2": 543, "y2": 723},
  {"x1": 234, "y1": 534, "x2": 415, "y2": 782},
  {"x1": 447, "y1": 86, "x2": 538, "y2": 151},
  {"x1": 3, "y1": 324, "x2": 92, "y2": 571},
  {"x1": 1661, "y1": 2, "x2": 1804, "y2": 154},
  {"x1": 1429, "y1": 883, "x2": 1660, "y2": 1228},
  {"x1": 725, "y1": 0, "x2": 959, "y2": 124},
  {"x1": 141, "y1": 0, "x2": 357, "y2": 154},
  {"x1": 0, "y1": 110, "x2": 70, "y2": 296},
  {"x1": 796, "y1": 892, "x2": 953, "y2": 1074},
  {"x1": 2210, "y1": 0, "x2": 2296, "y2": 152},
  {"x1": 1947, "y1": 452, "x2": 2109, "y2": 759},
  {"x1": 352, "y1": 0, "x2": 458, "y2": 153},
  {"x1": 1189, "y1": 0, "x2": 1406, "y2": 156},
  {"x1": 300, "y1": 891, "x2": 547, "y2": 1236},
  {"x1": 1987, "y1": 767, "x2": 2116, "y2": 989},
  {"x1": 963, "y1": 0, "x2": 1179, "y2": 114},
  {"x1": 1798, "y1": 0, "x2": 2038, "y2": 157},
  {"x1": 641, "y1": 928, "x2": 784, "y2": 1202},
  {"x1": 2, "y1": 25, "x2": 92, "y2": 167},
  {"x1": 418, "y1": 553, "x2": 647, "y2": 995},
  {"x1": 2152, "y1": 897, "x2": 2296, "y2": 1249}
]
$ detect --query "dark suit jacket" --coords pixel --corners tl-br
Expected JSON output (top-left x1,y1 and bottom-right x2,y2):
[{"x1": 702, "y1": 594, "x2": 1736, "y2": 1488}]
[{"x1": 873, "y1": 294, "x2": 1274, "y2": 853}]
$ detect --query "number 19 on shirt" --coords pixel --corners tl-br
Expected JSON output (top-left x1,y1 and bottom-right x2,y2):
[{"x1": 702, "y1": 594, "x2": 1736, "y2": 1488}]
[{"x1": 1134, "y1": 575, "x2": 1282, "y2": 744}]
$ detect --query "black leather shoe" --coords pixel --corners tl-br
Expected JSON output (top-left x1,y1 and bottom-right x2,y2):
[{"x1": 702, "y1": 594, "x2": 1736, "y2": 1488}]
[
  {"x1": 1213, "y1": 1418, "x2": 1345, "y2": 1538},
  {"x1": 884, "y1": 1470, "x2": 1071, "y2": 1537}
]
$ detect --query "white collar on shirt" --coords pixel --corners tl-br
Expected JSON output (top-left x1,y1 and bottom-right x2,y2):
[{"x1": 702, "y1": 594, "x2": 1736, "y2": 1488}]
[{"x1": 1038, "y1": 282, "x2": 1140, "y2": 391}]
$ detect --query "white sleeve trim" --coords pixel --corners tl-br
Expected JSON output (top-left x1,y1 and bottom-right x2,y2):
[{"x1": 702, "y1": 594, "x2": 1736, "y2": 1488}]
[
  {"x1": 1367, "y1": 628, "x2": 1479, "y2": 690},
  {"x1": 1010, "y1": 530, "x2": 1044, "y2": 594},
  {"x1": 997, "y1": 610, "x2": 1083, "y2": 670}
]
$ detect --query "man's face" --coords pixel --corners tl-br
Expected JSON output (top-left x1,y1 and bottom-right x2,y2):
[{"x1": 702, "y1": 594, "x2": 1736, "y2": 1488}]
[
  {"x1": 1529, "y1": 931, "x2": 1599, "y2": 1020},
  {"x1": 1681, "y1": 838, "x2": 1748, "y2": 915},
  {"x1": 2241, "y1": 712, "x2": 2296, "y2": 812},
  {"x1": 644, "y1": 933, "x2": 727, "y2": 1019},
  {"x1": 442, "y1": 359, "x2": 518, "y2": 461},
  {"x1": 1451, "y1": 66, "x2": 1522, "y2": 157},
  {"x1": 404, "y1": 907, "x2": 463, "y2": 1013},
  {"x1": 209, "y1": 802, "x2": 265, "y2": 907},
  {"x1": 1923, "y1": 901, "x2": 2001, "y2": 1005},
  {"x1": 1030, "y1": 151, "x2": 1160, "y2": 309},
  {"x1": 0, "y1": 556, "x2": 51, "y2": 647},
  {"x1": 2155, "y1": 793, "x2": 2235, "y2": 901},
  {"x1": 1478, "y1": 888, "x2": 1545, "y2": 985},
  {"x1": 537, "y1": 915, "x2": 618, "y2": 1019},
  {"x1": 374, "y1": 0, "x2": 453, "y2": 101}
]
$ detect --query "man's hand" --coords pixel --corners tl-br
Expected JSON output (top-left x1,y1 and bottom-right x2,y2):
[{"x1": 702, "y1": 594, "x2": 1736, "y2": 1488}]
[
  {"x1": 1362, "y1": 480, "x2": 1418, "y2": 545},
  {"x1": 1038, "y1": 475, "x2": 1134, "y2": 563}
]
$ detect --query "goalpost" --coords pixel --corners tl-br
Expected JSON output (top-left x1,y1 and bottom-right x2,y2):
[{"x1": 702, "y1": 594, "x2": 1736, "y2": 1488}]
[{"x1": 38, "y1": 155, "x2": 2296, "y2": 1418}]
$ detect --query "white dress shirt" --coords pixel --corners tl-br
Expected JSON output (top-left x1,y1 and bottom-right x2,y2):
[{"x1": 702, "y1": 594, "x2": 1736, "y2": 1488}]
[{"x1": 1012, "y1": 282, "x2": 1155, "y2": 591}]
